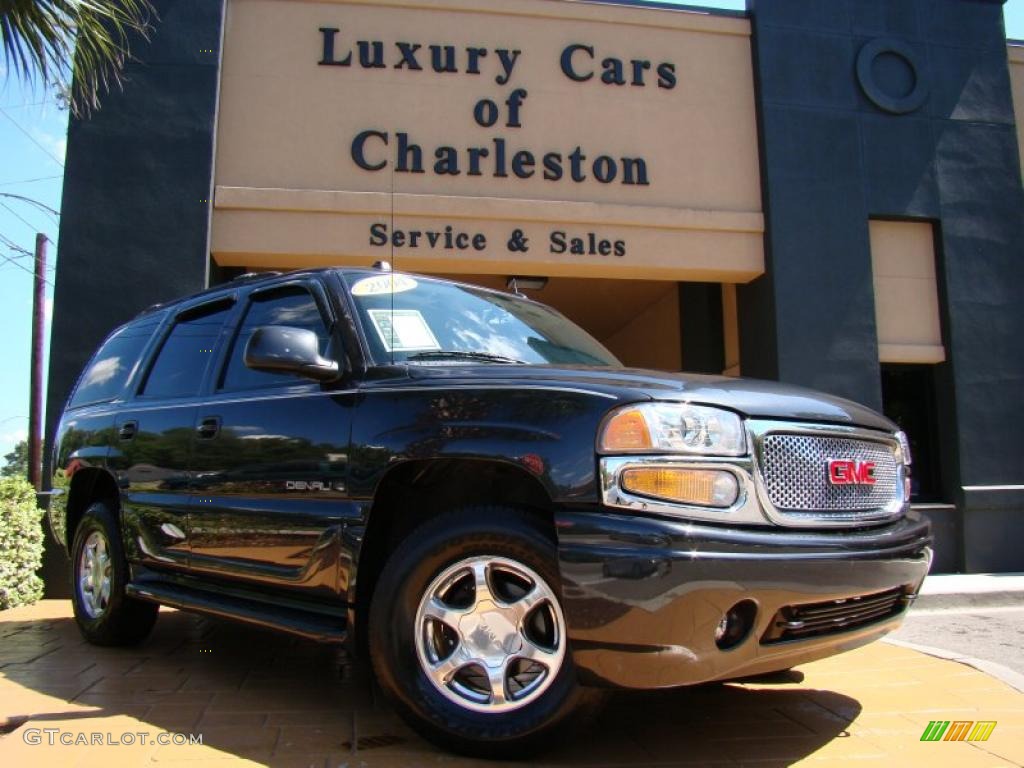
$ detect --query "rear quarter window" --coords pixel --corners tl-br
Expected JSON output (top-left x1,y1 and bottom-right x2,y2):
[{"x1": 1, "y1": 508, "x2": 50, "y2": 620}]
[{"x1": 69, "y1": 314, "x2": 163, "y2": 408}]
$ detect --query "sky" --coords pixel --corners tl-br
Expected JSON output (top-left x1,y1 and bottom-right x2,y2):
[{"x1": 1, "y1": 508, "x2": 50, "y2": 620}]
[{"x1": 0, "y1": 0, "x2": 1023, "y2": 461}]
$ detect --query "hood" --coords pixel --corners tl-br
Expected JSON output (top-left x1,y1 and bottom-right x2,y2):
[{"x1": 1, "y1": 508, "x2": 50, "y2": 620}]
[{"x1": 403, "y1": 364, "x2": 897, "y2": 432}]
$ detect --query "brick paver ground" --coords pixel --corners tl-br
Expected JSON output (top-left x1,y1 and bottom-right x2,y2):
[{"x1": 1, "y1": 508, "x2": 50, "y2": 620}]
[{"x1": 1, "y1": 600, "x2": 1021, "y2": 767}]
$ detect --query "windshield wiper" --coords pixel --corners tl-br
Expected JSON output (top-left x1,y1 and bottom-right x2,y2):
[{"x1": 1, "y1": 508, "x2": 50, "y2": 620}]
[{"x1": 405, "y1": 350, "x2": 526, "y2": 365}]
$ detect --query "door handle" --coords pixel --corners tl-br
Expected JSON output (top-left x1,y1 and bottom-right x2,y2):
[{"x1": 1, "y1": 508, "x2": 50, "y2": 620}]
[
  {"x1": 197, "y1": 416, "x2": 221, "y2": 440},
  {"x1": 118, "y1": 421, "x2": 137, "y2": 441}
]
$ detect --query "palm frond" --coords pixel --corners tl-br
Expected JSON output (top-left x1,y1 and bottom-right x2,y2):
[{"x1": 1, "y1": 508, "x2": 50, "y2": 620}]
[{"x1": 0, "y1": 0, "x2": 157, "y2": 116}]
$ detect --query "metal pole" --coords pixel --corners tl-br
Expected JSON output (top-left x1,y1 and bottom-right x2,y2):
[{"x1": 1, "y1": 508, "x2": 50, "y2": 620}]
[{"x1": 28, "y1": 233, "x2": 47, "y2": 490}]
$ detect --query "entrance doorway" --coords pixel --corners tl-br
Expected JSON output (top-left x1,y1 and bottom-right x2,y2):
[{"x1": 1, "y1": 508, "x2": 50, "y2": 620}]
[
  {"x1": 881, "y1": 364, "x2": 945, "y2": 504},
  {"x1": 437, "y1": 274, "x2": 682, "y2": 371}
]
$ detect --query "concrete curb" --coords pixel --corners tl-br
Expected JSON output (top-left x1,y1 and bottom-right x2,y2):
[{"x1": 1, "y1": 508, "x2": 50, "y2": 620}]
[
  {"x1": 914, "y1": 572, "x2": 1024, "y2": 610},
  {"x1": 882, "y1": 637, "x2": 1024, "y2": 695},
  {"x1": 914, "y1": 591, "x2": 1024, "y2": 610}
]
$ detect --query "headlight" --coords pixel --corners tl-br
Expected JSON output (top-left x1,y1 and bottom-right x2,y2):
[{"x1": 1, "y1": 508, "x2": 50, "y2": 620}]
[
  {"x1": 599, "y1": 403, "x2": 746, "y2": 456},
  {"x1": 896, "y1": 430, "x2": 912, "y2": 465}
]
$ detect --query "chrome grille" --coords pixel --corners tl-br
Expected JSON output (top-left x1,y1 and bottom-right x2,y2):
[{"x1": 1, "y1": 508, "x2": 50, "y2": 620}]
[{"x1": 760, "y1": 434, "x2": 900, "y2": 513}]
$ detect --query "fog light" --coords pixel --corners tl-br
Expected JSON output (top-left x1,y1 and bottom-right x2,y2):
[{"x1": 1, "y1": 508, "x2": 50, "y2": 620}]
[
  {"x1": 621, "y1": 468, "x2": 739, "y2": 508},
  {"x1": 715, "y1": 600, "x2": 758, "y2": 650},
  {"x1": 714, "y1": 615, "x2": 730, "y2": 643}
]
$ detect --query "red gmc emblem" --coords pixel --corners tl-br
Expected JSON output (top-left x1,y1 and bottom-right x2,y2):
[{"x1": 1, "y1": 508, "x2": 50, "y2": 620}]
[{"x1": 827, "y1": 459, "x2": 877, "y2": 486}]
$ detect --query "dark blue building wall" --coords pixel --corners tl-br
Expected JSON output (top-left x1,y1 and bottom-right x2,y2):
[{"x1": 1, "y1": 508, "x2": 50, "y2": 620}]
[
  {"x1": 43, "y1": 0, "x2": 224, "y2": 596},
  {"x1": 742, "y1": 0, "x2": 1024, "y2": 571}
]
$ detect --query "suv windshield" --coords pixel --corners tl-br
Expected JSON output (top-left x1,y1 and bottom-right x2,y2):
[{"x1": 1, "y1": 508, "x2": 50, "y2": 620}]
[{"x1": 340, "y1": 272, "x2": 620, "y2": 368}]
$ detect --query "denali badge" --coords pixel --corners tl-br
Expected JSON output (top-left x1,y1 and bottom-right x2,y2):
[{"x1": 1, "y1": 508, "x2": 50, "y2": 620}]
[
  {"x1": 827, "y1": 459, "x2": 877, "y2": 486},
  {"x1": 283, "y1": 480, "x2": 347, "y2": 492}
]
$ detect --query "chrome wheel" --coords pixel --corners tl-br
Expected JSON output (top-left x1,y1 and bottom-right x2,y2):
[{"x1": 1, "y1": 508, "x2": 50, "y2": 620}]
[
  {"x1": 78, "y1": 530, "x2": 112, "y2": 619},
  {"x1": 414, "y1": 555, "x2": 566, "y2": 714}
]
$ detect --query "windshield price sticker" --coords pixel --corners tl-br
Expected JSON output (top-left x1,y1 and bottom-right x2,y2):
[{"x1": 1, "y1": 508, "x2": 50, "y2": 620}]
[
  {"x1": 367, "y1": 309, "x2": 441, "y2": 352},
  {"x1": 351, "y1": 274, "x2": 419, "y2": 296}
]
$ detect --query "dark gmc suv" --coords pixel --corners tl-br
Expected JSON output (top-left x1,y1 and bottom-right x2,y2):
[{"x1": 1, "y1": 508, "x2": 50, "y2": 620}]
[{"x1": 49, "y1": 266, "x2": 932, "y2": 755}]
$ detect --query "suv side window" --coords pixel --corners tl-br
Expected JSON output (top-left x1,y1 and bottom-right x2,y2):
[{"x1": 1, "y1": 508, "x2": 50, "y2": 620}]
[
  {"x1": 69, "y1": 314, "x2": 163, "y2": 407},
  {"x1": 219, "y1": 285, "x2": 331, "y2": 392},
  {"x1": 140, "y1": 301, "x2": 234, "y2": 399}
]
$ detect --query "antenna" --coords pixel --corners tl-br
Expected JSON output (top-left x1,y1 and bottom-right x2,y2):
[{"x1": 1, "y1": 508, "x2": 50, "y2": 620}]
[
  {"x1": 389, "y1": 164, "x2": 396, "y2": 364},
  {"x1": 390, "y1": 165, "x2": 396, "y2": 271}
]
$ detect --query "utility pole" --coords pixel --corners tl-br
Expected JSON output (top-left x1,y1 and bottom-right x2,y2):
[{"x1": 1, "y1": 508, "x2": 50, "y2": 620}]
[{"x1": 28, "y1": 233, "x2": 47, "y2": 490}]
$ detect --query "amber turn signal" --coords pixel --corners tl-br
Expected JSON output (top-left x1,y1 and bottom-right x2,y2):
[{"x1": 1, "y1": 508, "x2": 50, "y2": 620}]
[
  {"x1": 600, "y1": 408, "x2": 652, "y2": 451},
  {"x1": 621, "y1": 467, "x2": 739, "y2": 508}
]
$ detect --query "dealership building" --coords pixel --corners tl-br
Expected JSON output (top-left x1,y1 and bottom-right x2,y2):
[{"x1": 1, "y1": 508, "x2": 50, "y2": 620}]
[{"x1": 46, "y1": 0, "x2": 1024, "y2": 579}]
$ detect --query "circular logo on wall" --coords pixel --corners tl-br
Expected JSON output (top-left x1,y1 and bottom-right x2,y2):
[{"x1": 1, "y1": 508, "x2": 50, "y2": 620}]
[{"x1": 856, "y1": 38, "x2": 930, "y2": 115}]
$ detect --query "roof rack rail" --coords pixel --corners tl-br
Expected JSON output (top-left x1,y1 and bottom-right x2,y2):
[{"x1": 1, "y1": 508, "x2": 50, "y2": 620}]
[{"x1": 232, "y1": 271, "x2": 282, "y2": 282}]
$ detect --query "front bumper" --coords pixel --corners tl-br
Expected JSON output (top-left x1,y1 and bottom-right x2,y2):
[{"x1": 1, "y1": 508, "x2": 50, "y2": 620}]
[{"x1": 555, "y1": 508, "x2": 932, "y2": 688}]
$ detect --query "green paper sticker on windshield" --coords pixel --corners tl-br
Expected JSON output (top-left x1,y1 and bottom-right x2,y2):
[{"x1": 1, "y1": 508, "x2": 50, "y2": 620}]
[
  {"x1": 351, "y1": 274, "x2": 418, "y2": 296},
  {"x1": 367, "y1": 309, "x2": 441, "y2": 353}
]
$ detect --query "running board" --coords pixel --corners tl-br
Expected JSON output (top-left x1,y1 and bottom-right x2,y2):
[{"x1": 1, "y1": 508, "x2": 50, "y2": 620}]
[{"x1": 125, "y1": 579, "x2": 347, "y2": 643}]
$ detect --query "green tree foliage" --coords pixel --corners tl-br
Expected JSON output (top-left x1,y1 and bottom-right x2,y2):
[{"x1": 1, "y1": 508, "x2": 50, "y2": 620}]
[
  {"x1": 2, "y1": 439, "x2": 28, "y2": 478},
  {"x1": 1, "y1": 0, "x2": 157, "y2": 116},
  {"x1": 0, "y1": 476, "x2": 44, "y2": 609}
]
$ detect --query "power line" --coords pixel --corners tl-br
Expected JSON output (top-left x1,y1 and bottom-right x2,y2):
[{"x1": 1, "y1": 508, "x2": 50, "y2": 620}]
[
  {"x1": 0, "y1": 106, "x2": 65, "y2": 168},
  {"x1": 0, "y1": 201, "x2": 40, "y2": 234},
  {"x1": 0, "y1": 235, "x2": 56, "y2": 288},
  {"x1": 6, "y1": 258, "x2": 57, "y2": 274},
  {"x1": 1, "y1": 248, "x2": 58, "y2": 272},
  {"x1": 0, "y1": 252, "x2": 55, "y2": 288},
  {"x1": 0, "y1": 250, "x2": 56, "y2": 269},
  {"x1": 0, "y1": 233, "x2": 34, "y2": 256},
  {"x1": 1, "y1": 233, "x2": 50, "y2": 256},
  {"x1": 0, "y1": 192, "x2": 60, "y2": 225},
  {"x1": 0, "y1": 175, "x2": 63, "y2": 187}
]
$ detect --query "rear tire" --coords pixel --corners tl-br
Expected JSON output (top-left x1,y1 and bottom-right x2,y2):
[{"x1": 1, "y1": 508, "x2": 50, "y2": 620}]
[
  {"x1": 369, "y1": 506, "x2": 600, "y2": 757},
  {"x1": 71, "y1": 500, "x2": 158, "y2": 646}
]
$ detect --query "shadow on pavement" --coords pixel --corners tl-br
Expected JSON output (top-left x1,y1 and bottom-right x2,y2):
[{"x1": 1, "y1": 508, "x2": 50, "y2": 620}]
[{"x1": 0, "y1": 607, "x2": 861, "y2": 766}]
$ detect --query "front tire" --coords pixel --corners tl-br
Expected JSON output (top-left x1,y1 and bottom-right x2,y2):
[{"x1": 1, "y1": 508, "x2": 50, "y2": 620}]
[
  {"x1": 71, "y1": 500, "x2": 158, "y2": 646},
  {"x1": 369, "y1": 506, "x2": 596, "y2": 757}
]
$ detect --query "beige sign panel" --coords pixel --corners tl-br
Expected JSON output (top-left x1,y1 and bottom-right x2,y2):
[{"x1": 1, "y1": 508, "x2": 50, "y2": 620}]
[{"x1": 212, "y1": 0, "x2": 764, "y2": 280}]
